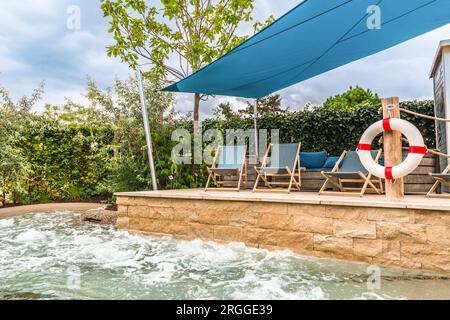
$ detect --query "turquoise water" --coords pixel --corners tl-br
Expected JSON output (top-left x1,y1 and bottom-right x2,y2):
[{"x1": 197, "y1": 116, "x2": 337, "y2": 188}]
[{"x1": 0, "y1": 211, "x2": 449, "y2": 300}]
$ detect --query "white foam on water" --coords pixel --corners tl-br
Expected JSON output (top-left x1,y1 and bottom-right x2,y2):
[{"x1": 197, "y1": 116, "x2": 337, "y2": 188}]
[
  {"x1": 15, "y1": 229, "x2": 46, "y2": 242},
  {"x1": 142, "y1": 262, "x2": 176, "y2": 285},
  {"x1": 0, "y1": 218, "x2": 14, "y2": 228},
  {"x1": 0, "y1": 211, "x2": 449, "y2": 300},
  {"x1": 175, "y1": 239, "x2": 244, "y2": 264}
]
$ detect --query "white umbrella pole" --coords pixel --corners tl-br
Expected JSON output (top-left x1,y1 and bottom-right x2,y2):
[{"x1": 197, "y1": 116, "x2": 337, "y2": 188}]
[
  {"x1": 253, "y1": 99, "x2": 259, "y2": 162},
  {"x1": 137, "y1": 69, "x2": 158, "y2": 191}
]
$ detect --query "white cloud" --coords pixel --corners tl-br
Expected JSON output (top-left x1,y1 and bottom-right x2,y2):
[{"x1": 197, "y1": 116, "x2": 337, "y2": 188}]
[
  {"x1": 82, "y1": 49, "x2": 130, "y2": 73},
  {"x1": 0, "y1": 45, "x2": 28, "y2": 72},
  {"x1": 0, "y1": 56, "x2": 28, "y2": 73},
  {"x1": 59, "y1": 31, "x2": 97, "y2": 50},
  {"x1": 2, "y1": 0, "x2": 450, "y2": 116},
  {"x1": 0, "y1": 0, "x2": 62, "y2": 40},
  {"x1": 0, "y1": 0, "x2": 132, "y2": 111},
  {"x1": 43, "y1": 87, "x2": 90, "y2": 107}
]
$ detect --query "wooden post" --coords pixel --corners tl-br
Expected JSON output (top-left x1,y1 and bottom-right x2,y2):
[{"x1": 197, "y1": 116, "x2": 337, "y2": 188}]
[{"x1": 382, "y1": 97, "x2": 404, "y2": 200}]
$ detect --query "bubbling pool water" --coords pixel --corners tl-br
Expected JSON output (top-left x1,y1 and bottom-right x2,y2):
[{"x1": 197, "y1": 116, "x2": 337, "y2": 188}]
[{"x1": 0, "y1": 211, "x2": 449, "y2": 300}]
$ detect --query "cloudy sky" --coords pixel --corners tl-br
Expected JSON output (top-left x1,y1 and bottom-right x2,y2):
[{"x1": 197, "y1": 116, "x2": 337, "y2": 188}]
[{"x1": 1, "y1": 0, "x2": 450, "y2": 118}]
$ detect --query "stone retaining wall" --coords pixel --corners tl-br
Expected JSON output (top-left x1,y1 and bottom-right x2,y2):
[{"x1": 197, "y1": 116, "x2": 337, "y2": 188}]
[{"x1": 116, "y1": 196, "x2": 450, "y2": 273}]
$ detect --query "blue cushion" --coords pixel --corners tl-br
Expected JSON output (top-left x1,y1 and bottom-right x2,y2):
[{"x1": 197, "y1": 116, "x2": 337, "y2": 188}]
[
  {"x1": 323, "y1": 156, "x2": 340, "y2": 169},
  {"x1": 300, "y1": 151, "x2": 327, "y2": 169}
]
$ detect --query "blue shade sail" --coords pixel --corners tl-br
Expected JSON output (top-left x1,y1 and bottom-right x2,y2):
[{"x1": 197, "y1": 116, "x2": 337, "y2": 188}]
[{"x1": 163, "y1": 0, "x2": 450, "y2": 99}]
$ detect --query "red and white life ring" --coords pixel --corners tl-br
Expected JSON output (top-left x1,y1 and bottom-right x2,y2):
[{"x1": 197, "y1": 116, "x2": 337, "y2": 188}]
[{"x1": 357, "y1": 118, "x2": 427, "y2": 180}]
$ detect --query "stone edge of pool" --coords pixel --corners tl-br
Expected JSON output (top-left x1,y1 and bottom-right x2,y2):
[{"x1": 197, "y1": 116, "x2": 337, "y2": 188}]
[{"x1": 114, "y1": 190, "x2": 450, "y2": 274}]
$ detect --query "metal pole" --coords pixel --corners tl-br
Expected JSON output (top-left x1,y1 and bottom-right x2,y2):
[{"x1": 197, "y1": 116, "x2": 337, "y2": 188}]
[
  {"x1": 253, "y1": 99, "x2": 259, "y2": 161},
  {"x1": 137, "y1": 69, "x2": 158, "y2": 191}
]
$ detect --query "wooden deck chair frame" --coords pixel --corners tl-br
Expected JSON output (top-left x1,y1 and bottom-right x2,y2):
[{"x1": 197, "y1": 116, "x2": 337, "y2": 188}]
[
  {"x1": 426, "y1": 163, "x2": 450, "y2": 198},
  {"x1": 319, "y1": 149, "x2": 384, "y2": 197},
  {"x1": 205, "y1": 145, "x2": 248, "y2": 192},
  {"x1": 253, "y1": 142, "x2": 302, "y2": 193}
]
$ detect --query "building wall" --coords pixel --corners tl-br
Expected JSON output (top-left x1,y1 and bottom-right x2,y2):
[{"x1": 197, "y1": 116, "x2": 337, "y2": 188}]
[
  {"x1": 434, "y1": 56, "x2": 448, "y2": 172},
  {"x1": 116, "y1": 196, "x2": 450, "y2": 274},
  {"x1": 444, "y1": 47, "x2": 450, "y2": 166}
]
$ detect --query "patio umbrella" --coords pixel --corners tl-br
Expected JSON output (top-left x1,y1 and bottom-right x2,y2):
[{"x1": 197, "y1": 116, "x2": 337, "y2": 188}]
[{"x1": 163, "y1": 0, "x2": 450, "y2": 157}]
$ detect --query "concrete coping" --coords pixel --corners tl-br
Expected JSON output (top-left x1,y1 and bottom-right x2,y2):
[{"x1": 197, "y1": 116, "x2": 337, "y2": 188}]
[{"x1": 114, "y1": 190, "x2": 450, "y2": 212}]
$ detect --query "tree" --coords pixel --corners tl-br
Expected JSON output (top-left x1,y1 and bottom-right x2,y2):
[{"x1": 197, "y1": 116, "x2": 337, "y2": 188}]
[
  {"x1": 101, "y1": 0, "x2": 274, "y2": 137},
  {"x1": 0, "y1": 106, "x2": 28, "y2": 205},
  {"x1": 213, "y1": 102, "x2": 236, "y2": 120},
  {"x1": 85, "y1": 77, "x2": 195, "y2": 191},
  {"x1": 322, "y1": 86, "x2": 380, "y2": 110},
  {"x1": 0, "y1": 84, "x2": 43, "y2": 204},
  {"x1": 239, "y1": 94, "x2": 287, "y2": 117}
]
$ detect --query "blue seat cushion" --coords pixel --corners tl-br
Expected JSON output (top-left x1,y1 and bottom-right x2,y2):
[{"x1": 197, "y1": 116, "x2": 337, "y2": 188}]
[
  {"x1": 300, "y1": 151, "x2": 327, "y2": 169},
  {"x1": 323, "y1": 156, "x2": 340, "y2": 169}
]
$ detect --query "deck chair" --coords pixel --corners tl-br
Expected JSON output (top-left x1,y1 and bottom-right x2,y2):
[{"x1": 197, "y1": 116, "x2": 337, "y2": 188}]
[
  {"x1": 253, "y1": 142, "x2": 302, "y2": 193},
  {"x1": 427, "y1": 163, "x2": 450, "y2": 198},
  {"x1": 205, "y1": 145, "x2": 247, "y2": 191},
  {"x1": 319, "y1": 150, "x2": 383, "y2": 197}
]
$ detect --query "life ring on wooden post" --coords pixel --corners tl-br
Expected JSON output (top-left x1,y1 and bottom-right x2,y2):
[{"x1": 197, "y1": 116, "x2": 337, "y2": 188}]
[{"x1": 357, "y1": 118, "x2": 427, "y2": 180}]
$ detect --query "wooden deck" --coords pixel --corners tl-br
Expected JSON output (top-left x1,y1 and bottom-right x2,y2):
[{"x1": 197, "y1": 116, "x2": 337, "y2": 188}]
[{"x1": 115, "y1": 189, "x2": 450, "y2": 212}]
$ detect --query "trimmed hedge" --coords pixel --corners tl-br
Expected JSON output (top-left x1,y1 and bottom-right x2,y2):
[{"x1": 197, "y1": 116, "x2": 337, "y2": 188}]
[
  {"x1": 203, "y1": 100, "x2": 436, "y2": 156},
  {"x1": 18, "y1": 117, "x2": 113, "y2": 203}
]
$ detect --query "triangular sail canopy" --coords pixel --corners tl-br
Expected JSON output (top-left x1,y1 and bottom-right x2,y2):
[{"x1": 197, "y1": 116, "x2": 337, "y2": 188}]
[{"x1": 164, "y1": 0, "x2": 450, "y2": 99}]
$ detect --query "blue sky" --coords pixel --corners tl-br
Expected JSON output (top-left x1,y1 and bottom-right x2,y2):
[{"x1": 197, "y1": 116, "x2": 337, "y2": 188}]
[{"x1": 1, "y1": 0, "x2": 450, "y2": 117}]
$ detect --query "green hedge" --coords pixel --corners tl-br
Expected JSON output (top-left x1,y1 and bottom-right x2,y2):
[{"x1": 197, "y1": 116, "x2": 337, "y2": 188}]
[
  {"x1": 1, "y1": 98, "x2": 436, "y2": 205},
  {"x1": 18, "y1": 117, "x2": 113, "y2": 203},
  {"x1": 203, "y1": 100, "x2": 436, "y2": 155}
]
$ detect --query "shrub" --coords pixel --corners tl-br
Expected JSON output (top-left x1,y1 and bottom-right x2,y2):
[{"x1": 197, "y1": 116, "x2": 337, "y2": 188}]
[{"x1": 204, "y1": 100, "x2": 436, "y2": 156}]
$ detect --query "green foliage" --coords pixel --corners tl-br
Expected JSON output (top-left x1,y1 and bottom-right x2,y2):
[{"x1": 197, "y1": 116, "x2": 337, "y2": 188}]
[
  {"x1": 0, "y1": 77, "x2": 198, "y2": 205},
  {"x1": 101, "y1": 0, "x2": 274, "y2": 82},
  {"x1": 19, "y1": 115, "x2": 112, "y2": 203},
  {"x1": 213, "y1": 102, "x2": 235, "y2": 120},
  {"x1": 0, "y1": 84, "x2": 44, "y2": 205},
  {"x1": 322, "y1": 86, "x2": 381, "y2": 111},
  {"x1": 204, "y1": 100, "x2": 436, "y2": 156},
  {"x1": 100, "y1": 0, "x2": 275, "y2": 134},
  {"x1": 397, "y1": 100, "x2": 436, "y2": 148},
  {"x1": 0, "y1": 79, "x2": 437, "y2": 206},
  {"x1": 84, "y1": 76, "x2": 196, "y2": 191},
  {"x1": 239, "y1": 94, "x2": 288, "y2": 117}
]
